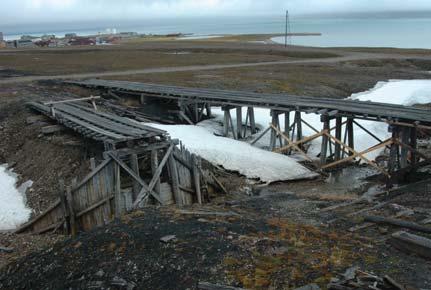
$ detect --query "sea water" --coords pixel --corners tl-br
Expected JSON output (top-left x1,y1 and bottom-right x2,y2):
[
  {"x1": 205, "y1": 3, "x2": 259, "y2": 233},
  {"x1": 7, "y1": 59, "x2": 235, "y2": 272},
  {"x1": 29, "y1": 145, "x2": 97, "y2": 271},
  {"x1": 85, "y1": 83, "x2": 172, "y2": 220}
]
[{"x1": 3, "y1": 14, "x2": 431, "y2": 48}]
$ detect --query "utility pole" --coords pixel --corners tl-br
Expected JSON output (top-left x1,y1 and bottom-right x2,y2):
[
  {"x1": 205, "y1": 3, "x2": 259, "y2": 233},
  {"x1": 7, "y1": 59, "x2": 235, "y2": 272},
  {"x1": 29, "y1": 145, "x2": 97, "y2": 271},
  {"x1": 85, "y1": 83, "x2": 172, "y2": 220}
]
[{"x1": 285, "y1": 10, "x2": 291, "y2": 48}]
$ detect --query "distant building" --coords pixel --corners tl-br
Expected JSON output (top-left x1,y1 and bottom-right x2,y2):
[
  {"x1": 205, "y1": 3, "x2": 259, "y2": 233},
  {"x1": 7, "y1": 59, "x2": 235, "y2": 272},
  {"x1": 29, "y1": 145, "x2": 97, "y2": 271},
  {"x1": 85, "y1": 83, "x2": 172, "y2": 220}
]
[
  {"x1": 0, "y1": 32, "x2": 4, "y2": 42},
  {"x1": 6, "y1": 39, "x2": 35, "y2": 48},
  {"x1": 21, "y1": 35, "x2": 38, "y2": 40},
  {"x1": 118, "y1": 32, "x2": 138, "y2": 38},
  {"x1": 69, "y1": 37, "x2": 96, "y2": 46},
  {"x1": 65, "y1": 33, "x2": 77, "y2": 39},
  {"x1": 41, "y1": 34, "x2": 55, "y2": 41}
]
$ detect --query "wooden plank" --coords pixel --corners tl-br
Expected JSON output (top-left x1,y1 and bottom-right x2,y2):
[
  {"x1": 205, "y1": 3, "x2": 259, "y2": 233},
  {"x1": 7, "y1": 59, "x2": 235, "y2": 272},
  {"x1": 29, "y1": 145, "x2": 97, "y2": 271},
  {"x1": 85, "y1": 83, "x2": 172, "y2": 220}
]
[
  {"x1": 198, "y1": 282, "x2": 247, "y2": 290},
  {"x1": 42, "y1": 125, "x2": 64, "y2": 134},
  {"x1": 66, "y1": 186, "x2": 77, "y2": 236},
  {"x1": 390, "y1": 231, "x2": 431, "y2": 259},
  {"x1": 76, "y1": 196, "x2": 115, "y2": 218},
  {"x1": 192, "y1": 154, "x2": 202, "y2": 204},
  {"x1": 73, "y1": 159, "x2": 112, "y2": 192},
  {"x1": 44, "y1": 96, "x2": 100, "y2": 106},
  {"x1": 114, "y1": 161, "x2": 122, "y2": 218},
  {"x1": 130, "y1": 153, "x2": 141, "y2": 199},
  {"x1": 270, "y1": 124, "x2": 313, "y2": 162},
  {"x1": 15, "y1": 199, "x2": 61, "y2": 233},
  {"x1": 168, "y1": 154, "x2": 182, "y2": 206},
  {"x1": 364, "y1": 216, "x2": 431, "y2": 234},
  {"x1": 133, "y1": 145, "x2": 174, "y2": 206}
]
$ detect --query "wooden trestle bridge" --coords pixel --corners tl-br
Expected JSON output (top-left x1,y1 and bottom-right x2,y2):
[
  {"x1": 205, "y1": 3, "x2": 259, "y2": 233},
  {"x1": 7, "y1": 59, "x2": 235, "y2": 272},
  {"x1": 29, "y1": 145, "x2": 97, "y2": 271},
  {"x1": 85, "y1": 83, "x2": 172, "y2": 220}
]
[{"x1": 68, "y1": 79, "x2": 431, "y2": 181}]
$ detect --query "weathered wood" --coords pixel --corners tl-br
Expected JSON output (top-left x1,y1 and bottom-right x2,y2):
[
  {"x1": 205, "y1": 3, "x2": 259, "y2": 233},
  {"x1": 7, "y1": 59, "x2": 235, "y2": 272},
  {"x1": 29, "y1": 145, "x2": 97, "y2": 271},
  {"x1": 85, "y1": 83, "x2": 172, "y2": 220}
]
[
  {"x1": 271, "y1": 124, "x2": 313, "y2": 162},
  {"x1": 236, "y1": 107, "x2": 242, "y2": 139},
  {"x1": 179, "y1": 111, "x2": 194, "y2": 125},
  {"x1": 390, "y1": 231, "x2": 431, "y2": 259},
  {"x1": 76, "y1": 196, "x2": 114, "y2": 218},
  {"x1": 365, "y1": 215, "x2": 431, "y2": 234},
  {"x1": 179, "y1": 210, "x2": 241, "y2": 217},
  {"x1": 73, "y1": 158, "x2": 112, "y2": 192},
  {"x1": 14, "y1": 199, "x2": 61, "y2": 234},
  {"x1": 44, "y1": 96, "x2": 100, "y2": 106},
  {"x1": 250, "y1": 126, "x2": 271, "y2": 145},
  {"x1": 114, "y1": 161, "x2": 122, "y2": 218},
  {"x1": 192, "y1": 154, "x2": 202, "y2": 204},
  {"x1": 66, "y1": 186, "x2": 77, "y2": 236},
  {"x1": 58, "y1": 179, "x2": 69, "y2": 234},
  {"x1": 198, "y1": 282, "x2": 247, "y2": 290},
  {"x1": 320, "y1": 116, "x2": 330, "y2": 165},
  {"x1": 295, "y1": 111, "x2": 303, "y2": 142},
  {"x1": 334, "y1": 117, "x2": 342, "y2": 161},
  {"x1": 248, "y1": 107, "x2": 256, "y2": 134},
  {"x1": 151, "y1": 150, "x2": 162, "y2": 195},
  {"x1": 400, "y1": 127, "x2": 410, "y2": 168},
  {"x1": 168, "y1": 154, "x2": 182, "y2": 206},
  {"x1": 347, "y1": 118, "x2": 354, "y2": 156},
  {"x1": 284, "y1": 111, "x2": 290, "y2": 147},
  {"x1": 130, "y1": 153, "x2": 140, "y2": 199},
  {"x1": 42, "y1": 125, "x2": 64, "y2": 134}
]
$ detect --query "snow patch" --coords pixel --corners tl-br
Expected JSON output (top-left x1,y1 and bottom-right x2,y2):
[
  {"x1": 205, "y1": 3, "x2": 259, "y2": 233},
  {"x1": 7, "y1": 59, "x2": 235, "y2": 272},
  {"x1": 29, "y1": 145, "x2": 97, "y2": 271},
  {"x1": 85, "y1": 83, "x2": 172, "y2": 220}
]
[
  {"x1": 148, "y1": 123, "x2": 317, "y2": 182},
  {"x1": 0, "y1": 165, "x2": 32, "y2": 231}
]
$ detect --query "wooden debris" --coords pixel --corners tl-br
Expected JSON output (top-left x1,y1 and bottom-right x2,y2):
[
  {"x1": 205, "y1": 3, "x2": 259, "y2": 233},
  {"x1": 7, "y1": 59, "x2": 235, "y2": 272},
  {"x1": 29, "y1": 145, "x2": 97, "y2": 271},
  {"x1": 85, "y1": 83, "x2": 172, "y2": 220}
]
[
  {"x1": 198, "y1": 282, "x2": 247, "y2": 290},
  {"x1": 0, "y1": 246, "x2": 14, "y2": 253},
  {"x1": 177, "y1": 210, "x2": 240, "y2": 217},
  {"x1": 328, "y1": 267, "x2": 409, "y2": 290},
  {"x1": 390, "y1": 231, "x2": 431, "y2": 259},
  {"x1": 160, "y1": 235, "x2": 177, "y2": 243},
  {"x1": 364, "y1": 215, "x2": 431, "y2": 234},
  {"x1": 294, "y1": 283, "x2": 320, "y2": 290},
  {"x1": 26, "y1": 115, "x2": 47, "y2": 124},
  {"x1": 41, "y1": 125, "x2": 64, "y2": 134}
]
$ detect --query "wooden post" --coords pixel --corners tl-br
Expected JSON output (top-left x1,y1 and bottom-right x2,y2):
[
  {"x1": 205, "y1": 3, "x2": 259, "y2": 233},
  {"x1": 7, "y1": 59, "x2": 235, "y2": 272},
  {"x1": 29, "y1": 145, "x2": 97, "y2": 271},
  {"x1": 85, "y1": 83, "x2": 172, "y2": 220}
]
[
  {"x1": 295, "y1": 111, "x2": 303, "y2": 142},
  {"x1": 140, "y1": 93, "x2": 145, "y2": 104},
  {"x1": 66, "y1": 186, "x2": 77, "y2": 236},
  {"x1": 150, "y1": 150, "x2": 162, "y2": 197},
  {"x1": 90, "y1": 158, "x2": 96, "y2": 171},
  {"x1": 410, "y1": 127, "x2": 418, "y2": 167},
  {"x1": 248, "y1": 107, "x2": 256, "y2": 134},
  {"x1": 192, "y1": 154, "x2": 202, "y2": 205},
  {"x1": 168, "y1": 155, "x2": 182, "y2": 206},
  {"x1": 130, "y1": 153, "x2": 140, "y2": 200},
  {"x1": 114, "y1": 161, "x2": 123, "y2": 218},
  {"x1": 400, "y1": 127, "x2": 410, "y2": 168},
  {"x1": 58, "y1": 179, "x2": 69, "y2": 234},
  {"x1": 270, "y1": 110, "x2": 278, "y2": 150},
  {"x1": 320, "y1": 115, "x2": 330, "y2": 165},
  {"x1": 347, "y1": 118, "x2": 354, "y2": 156},
  {"x1": 236, "y1": 107, "x2": 242, "y2": 140},
  {"x1": 334, "y1": 117, "x2": 342, "y2": 161},
  {"x1": 388, "y1": 126, "x2": 400, "y2": 174},
  {"x1": 206, "y1": 104, "x2": 212, "y2": 118},
  {"x1": 284, "y1": 112, "x2": 290, "y2": 147},
  {"x1": 223, "y1": 108, "x2": 229, "y2": 137}
]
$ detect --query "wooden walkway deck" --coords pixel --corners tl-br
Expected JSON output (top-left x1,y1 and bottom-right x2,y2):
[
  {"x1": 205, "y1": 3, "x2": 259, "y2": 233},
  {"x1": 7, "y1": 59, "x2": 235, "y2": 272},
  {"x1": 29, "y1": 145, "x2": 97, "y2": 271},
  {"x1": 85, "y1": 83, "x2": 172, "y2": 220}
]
[
  {"x1": 27, "y1": 101, "x2": 166, "y2": 144},
  {"x1": 68, "y1": 79, "x2": 431, "y2": 125}
]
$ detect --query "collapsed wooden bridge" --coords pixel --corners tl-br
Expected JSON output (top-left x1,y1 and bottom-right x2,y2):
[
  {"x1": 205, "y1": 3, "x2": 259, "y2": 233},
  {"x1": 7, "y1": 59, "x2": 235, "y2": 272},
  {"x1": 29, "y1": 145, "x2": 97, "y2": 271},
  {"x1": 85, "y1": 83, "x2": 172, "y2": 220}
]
[
  {"x1": 19, "y1": 98, "x2": 217, "y2": 235},
  {"x1": 68, "y1": 79, "x2": 431, "y2": 180}
]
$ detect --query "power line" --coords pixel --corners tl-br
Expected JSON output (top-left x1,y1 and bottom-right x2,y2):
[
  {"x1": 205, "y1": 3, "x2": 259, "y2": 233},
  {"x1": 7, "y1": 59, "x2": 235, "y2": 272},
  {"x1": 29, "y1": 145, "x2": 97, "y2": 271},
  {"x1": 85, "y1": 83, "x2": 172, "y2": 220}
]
[{"x1": 285, "y1": 10, "x2": 292, "y2": 48}]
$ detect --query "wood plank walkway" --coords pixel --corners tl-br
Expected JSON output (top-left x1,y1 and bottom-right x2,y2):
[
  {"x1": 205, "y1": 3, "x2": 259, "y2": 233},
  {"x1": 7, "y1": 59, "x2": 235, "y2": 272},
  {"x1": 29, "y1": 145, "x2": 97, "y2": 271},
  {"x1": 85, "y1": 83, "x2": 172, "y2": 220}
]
[
  {"x1": 68, "y1": 79, "x2": 431, "y2": 125},
  {"x1": 27, "y1": 101, "x2": 166, "y2": 143}
]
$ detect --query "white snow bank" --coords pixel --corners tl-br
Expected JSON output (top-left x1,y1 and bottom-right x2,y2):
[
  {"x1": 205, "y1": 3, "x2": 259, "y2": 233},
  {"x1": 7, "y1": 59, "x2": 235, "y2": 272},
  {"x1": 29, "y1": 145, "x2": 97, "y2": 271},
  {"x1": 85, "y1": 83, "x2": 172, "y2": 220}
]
[
  {"x1": 0, "y1": 165, "x2": 32, "y2": 231},
  {"x1": 149, "y1": 123, "x2": 317, "y2": 182}
]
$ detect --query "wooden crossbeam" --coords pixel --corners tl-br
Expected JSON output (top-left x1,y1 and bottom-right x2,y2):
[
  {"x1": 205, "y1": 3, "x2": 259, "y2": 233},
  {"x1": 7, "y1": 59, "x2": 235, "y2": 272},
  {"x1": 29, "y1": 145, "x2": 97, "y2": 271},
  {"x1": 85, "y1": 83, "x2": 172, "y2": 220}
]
[
  {"x1": 107, "y1": 152, "x2": 164, "y2": 205},
  {"x1": 270, "y1": 124, "x2": 313, "y2": 162},
  {"x1": 44, "y1": 96, "x2": 101, "y2": 106},
  {"x1": 322, "y1": 136, "x2": 392, "y2": 176},
  {"x1": 275, "y1": 131, "x2": 324, "y2": 154}
]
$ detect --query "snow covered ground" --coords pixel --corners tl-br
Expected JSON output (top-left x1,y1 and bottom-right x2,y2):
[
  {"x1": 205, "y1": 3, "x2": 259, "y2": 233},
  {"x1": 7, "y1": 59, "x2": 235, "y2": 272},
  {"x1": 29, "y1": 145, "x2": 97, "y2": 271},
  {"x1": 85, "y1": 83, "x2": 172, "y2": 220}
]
[
  {"x1": 0, "y1": 165, "x2": 32, "y2": 231},
  {"x1": 149, "y1": 80, "x2": 431, "y2": 182}
]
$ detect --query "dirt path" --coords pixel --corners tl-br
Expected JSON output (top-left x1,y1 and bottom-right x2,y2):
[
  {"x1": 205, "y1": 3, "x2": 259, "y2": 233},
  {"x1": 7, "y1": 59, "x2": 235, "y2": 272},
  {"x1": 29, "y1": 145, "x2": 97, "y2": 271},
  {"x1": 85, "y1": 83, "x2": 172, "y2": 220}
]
[{"x1": 1, "y1": 52, "x2": 426, "y2": 85}]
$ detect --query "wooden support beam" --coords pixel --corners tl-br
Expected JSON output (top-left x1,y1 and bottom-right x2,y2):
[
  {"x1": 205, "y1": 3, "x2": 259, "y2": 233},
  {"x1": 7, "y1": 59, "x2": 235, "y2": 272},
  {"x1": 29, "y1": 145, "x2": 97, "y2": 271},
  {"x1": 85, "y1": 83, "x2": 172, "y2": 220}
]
[
  {"x1": 114, "y1": 161, "x2": 123, "y2": 218},
  {"x1": 179, "y1": 111, "x2": 194, "y2": 125},
  {"x1": 130, "y1": 153, "x2": 141, "y2": 200},
  {"x1": 248, "y1": 107, "x2": 256, "y2": 135},
  {"x1": 168, "y1": 154, "x2": 182, "y2": 206},
  {"x1": 206, "y1": 104, "x2": 212, "y2": 118},
  {"x1": 400, "y1": 127, "x2": 410, "y2": 168},
  {"x1": 236, "y1": 107, "x2": 242, "y2": 139},
  {"x1": 410, "y1": 127, "x2": 418, "y2": 167},
  {"x1": 322, "y1": 137, "x2": 392, "y2": 176},
  {"x1": 270, "y1": 124, "x2": 313, "y2": 162},
  {"x1": 335, "y1": 117, "x2": 342, "y2": 161},
  {"x1": 44, "y1": 96, "x2": 101, "y2": 106},
  {"x1": 250, "y1": 126, "x2": 271, "y2": 146},
  {"x1": 320, "y1": 116, "x2": 330, "y2": 165},
  {"x1": 270, "y1": 110, "x2": 278, "y2": 150},
  {"x1": 192, "y1": 154, "x2": 202, "y2": 205},
  {"x1": 66, "y1": 186, "x2": 76, "y2": 236},
  {"x1": 295, "y1": 111, "x2": 303, "y2": 142},
  {"x1": 223, "y1": 109, "x2": 229, "y2": 137},
  {"x1": 347, "y1": 118, "x2": 354, "y2": 156},
  {"x1": 389, "y1": 126, "x2": 400, "y2": 174},
  {"x1": 284, "y1": 112, "x2": 290, "y2": 147},
  {"x1": 151, "y1": 150, "x2": 162, "y2": 196}
]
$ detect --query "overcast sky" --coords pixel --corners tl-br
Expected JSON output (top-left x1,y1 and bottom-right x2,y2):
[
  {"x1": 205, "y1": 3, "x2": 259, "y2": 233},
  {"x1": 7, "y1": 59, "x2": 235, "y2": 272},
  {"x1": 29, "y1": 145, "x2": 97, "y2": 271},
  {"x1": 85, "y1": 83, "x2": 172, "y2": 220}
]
[{"x1": 2, "y1": 0, "x2": 431, "y2": 25}]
